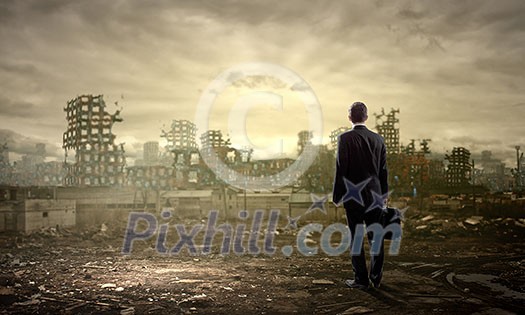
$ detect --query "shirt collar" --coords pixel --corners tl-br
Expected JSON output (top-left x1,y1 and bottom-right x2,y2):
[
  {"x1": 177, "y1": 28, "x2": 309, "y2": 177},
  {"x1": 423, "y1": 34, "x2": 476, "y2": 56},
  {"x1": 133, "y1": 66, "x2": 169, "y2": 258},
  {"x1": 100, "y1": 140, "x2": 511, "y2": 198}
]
[{"x1": 352, "y1": 122, "x2": 366, "y2": 128}]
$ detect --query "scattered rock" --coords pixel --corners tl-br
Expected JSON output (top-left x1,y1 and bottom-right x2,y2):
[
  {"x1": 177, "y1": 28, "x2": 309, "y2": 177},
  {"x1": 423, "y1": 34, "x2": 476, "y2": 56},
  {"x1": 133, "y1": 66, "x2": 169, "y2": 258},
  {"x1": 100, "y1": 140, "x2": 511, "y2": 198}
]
[
  {"x1": 339, "y1": 306, "x2": 374, "y2": 314},
  {"x1": 13, "y1": 299, "x2": 41, "y2": 306},
  {"x1": 312, "y1": 279, "x2": 334, "y2": 285},
  {"x1": 465, "y1": 216, "x2": 484, "y2": 226},
  {"x1": 120, "y1": 307, "x2": 135, "y2": 315},
  {"x1": 101, "y1": 283, "x2": 117, "y2": 289},
  {"x1": 421, "y1": 215, "x2": 435, "y2": 222},
  {"x1": 515, "y1": 220, "x2": 525, "y2": 228}
]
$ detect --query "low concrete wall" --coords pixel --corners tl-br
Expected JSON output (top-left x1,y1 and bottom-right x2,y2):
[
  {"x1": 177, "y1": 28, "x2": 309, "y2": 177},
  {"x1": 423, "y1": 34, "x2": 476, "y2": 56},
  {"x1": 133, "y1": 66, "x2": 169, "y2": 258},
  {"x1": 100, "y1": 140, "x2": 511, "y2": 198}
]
[{"x1": 23, "y1": 199, "x2": 76, "y2": 233}]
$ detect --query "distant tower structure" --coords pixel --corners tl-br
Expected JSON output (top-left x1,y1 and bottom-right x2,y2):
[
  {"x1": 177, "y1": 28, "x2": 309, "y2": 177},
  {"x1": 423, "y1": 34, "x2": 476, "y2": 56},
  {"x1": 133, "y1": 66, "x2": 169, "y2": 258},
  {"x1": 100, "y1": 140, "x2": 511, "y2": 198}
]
[
  {"x1": 374, "y1": 108, "x2": 400, "y2": 155},
  {"x1": 402, "y1": 139, "x2": 416, "y2": 156},
  {"x1": 0, "y1": 142, "x2": 9, "y2": 166},
  {"x1": 297, "y1": 130, "x2": 312, "y2": 155},
  {"x1": 18, "y1": 143, "x2": 46, "y2": 173},
  {"x1": 445, "y1": 147, "x2": 471, "y2": 187},
  {"x1": 402, "y1": 139, "x2": 431, "y2": 156},
  {"x1": 35, "y1": 143, "x2": 46, "y2": 159},
  {"x1": 420, "y1": 139, "x2": 431, "y2": 154},
  {"x1": 240, "y1": 147, "x2": 253, "y2": 162},
  {"x1": 514, "y1": 146, "x2": 524, "y2": 189},
  {"x1": 143, "y1": 141, "x2": 159, "y2": 166},
  {"x1": 330, "y1": 127, "x2": 350, "y2": 150},
  {"x1": 32, "y1": 143, "x2": 46, "y2": 165},
  {"x1": 62, "y1": 95, "x2": 126, "y2": 187},
  {"x1": 161, "y1": 120, "x2": 198, "y2": 151},
  {"x1": 160, "y1": 120, "x2": 201, "y2": 187},
  {"x1": 0, "y1": 142, "x2": 10, "y2": 184},
  {"x1": 197, "y1": 130, "x2": 233, "y2": 186},
  {"x1": 201, "y1": 130, "x2": 229, "y2": 149}
]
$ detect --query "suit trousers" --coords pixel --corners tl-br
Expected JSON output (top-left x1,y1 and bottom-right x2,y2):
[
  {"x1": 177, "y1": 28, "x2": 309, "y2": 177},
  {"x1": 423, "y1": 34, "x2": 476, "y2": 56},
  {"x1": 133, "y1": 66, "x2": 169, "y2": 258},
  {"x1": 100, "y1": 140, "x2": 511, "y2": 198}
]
[{"x1": 345, "y1": 206, "x2": 385, "y2": 286}]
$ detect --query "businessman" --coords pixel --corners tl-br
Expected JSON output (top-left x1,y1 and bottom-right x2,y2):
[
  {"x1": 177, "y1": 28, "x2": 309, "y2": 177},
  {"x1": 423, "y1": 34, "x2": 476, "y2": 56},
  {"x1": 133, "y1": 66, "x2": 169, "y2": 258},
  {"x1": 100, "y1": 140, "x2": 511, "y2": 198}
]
[{"x1": 333, "y1": 101, "x2": 388, "y2": 290}]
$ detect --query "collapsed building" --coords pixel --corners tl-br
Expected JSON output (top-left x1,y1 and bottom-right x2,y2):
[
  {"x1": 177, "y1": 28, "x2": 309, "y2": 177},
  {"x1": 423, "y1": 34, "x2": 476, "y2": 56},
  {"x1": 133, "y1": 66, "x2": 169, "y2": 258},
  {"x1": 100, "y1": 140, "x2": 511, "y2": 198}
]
[
  {"x1": 62, "y1": 95, "x2": 126, "y2": 187},
  {"x1": 161, "y1": 120, "x2": 201, "y2": 187},
  {"x1": 329, "y1": 127, "x2": 350, "y2": 151},
  {"x1": 375, "y1": 108, "x2": 400, "y2": 155},
  {"x1": 445, "y1": 147, "x2": 472, "y2": 188},
  {"x1": 375, "y1": 108, "x2": 399, "y2": 154}
]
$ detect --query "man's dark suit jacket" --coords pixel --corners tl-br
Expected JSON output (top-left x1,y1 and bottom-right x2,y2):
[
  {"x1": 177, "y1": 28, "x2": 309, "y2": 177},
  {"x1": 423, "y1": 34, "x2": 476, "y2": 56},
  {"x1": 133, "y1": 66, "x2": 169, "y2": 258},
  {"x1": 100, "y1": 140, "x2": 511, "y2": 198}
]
[{"x1": 332, "y1": 125, "x2": 388, "y2": 210}]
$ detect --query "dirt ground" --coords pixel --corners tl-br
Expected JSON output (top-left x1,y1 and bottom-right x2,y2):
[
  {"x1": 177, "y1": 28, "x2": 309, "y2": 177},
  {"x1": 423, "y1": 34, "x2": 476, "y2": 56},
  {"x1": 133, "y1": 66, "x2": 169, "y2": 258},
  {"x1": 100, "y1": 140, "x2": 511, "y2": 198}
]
[{"x1": 1, "y1": 208, "x2": 524, "y2": 315}]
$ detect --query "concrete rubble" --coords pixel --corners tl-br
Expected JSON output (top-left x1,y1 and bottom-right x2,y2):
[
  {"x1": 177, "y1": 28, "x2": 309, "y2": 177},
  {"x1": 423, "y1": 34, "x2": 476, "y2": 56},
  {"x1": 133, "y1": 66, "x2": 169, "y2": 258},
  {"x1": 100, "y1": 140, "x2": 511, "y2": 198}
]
[{"x1": 0, "y1": 208, "x2": 523, "y2": 314}]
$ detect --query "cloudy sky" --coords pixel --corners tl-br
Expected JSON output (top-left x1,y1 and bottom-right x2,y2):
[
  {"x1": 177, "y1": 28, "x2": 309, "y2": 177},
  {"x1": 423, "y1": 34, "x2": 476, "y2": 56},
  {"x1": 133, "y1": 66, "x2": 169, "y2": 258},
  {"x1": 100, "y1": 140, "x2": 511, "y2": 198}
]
[{"x1": 0, "y1": 0, "x2": 524, "y2": 166}]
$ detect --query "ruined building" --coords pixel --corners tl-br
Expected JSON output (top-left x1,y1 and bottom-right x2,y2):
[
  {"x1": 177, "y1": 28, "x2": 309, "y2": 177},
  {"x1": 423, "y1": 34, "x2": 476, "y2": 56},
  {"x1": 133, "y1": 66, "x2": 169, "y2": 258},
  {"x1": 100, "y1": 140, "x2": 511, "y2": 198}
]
[
  {"x1": 297, "y1": 130, "x2": 312, "y2": 155},
  {"x1": 143, "y1": 141, "x2": 159, "y2": 166},
  {"x1": 161, "y1": 120, "x2": 200, "y2": 187},
  {"x1": 445, "y1": 147, "x2": 472, "y2": 187},
  {"x1": 477, "y1": 150, "x2": 507, "y2": 191},
  {"x1": 513, "y1": 146, "x2": 525, "y2": 190},
  {"x1": 6, "y1": 143, "x2": 47, "y2": 186},
  {"x1": 198, "y1": 130, "x2": 233, "y2": 186},
  {"x1": 62, "y1": 95, "x2": 126, "y2": 187},
  {"x1": 126, "y1": 165, "x2": 174, "y2": 190},
  {"x1": 163, "y1": 120, "x2": 198, "y2": 151},
  {"x1": 375, "y1": 108, "x2": 400, "y2": 155},
  {"x1": 0, "y1": 143, "x2": 11, "y2": 185},
  {"x1": 330, "y1": 127, "x2": 350, "y2": 151},
  {"x1": 200, "y1": 130, "x2": 228, "y2": 150},
  {"x1": 35, "y1": 161, "x2": 65, "y2": 186},
  {"x1": 402, "y1": 139, "x2": 431, "y2": 156}
]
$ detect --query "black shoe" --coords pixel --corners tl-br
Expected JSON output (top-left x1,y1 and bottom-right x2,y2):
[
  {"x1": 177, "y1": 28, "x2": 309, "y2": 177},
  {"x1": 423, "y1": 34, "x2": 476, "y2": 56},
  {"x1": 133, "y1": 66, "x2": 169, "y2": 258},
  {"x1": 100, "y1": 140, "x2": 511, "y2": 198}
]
[
  {"x1": 371, "y1": 280, "x2": 381, "y2": 289},
  {"x1": 344, "y1": 279, "x2": 369, "y2": 290}
]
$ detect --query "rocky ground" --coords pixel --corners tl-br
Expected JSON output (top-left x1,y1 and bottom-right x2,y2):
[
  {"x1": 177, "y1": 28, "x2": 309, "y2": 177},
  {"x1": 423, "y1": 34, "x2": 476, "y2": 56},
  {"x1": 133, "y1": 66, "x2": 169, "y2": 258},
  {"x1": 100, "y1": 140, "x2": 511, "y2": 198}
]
[{"x1": 1, "y1": 208, "x2": 524, "y2": 314}]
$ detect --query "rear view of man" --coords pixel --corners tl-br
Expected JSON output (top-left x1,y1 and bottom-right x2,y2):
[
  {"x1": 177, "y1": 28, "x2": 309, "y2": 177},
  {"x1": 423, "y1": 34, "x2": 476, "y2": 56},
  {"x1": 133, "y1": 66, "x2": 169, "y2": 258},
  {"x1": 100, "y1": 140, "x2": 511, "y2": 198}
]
[{"x1": 332, "y1": 101, "x2": 388, "y2": 289}]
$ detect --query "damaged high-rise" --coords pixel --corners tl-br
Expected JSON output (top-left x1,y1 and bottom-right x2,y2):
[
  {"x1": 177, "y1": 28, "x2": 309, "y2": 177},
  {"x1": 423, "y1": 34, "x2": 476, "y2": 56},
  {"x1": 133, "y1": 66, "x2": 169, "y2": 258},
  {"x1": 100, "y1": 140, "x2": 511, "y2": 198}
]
[
  {"x1": 143, "y1": 141, "x2": 160, "y2": 166},
  {"x1": 445, "y1": 147, "x2": 472, "y2": 187},
  {"x1": 329, "y1": 127, "x2": 350, "y2": 151},
  {"x1": 297, "y1": 130, "x2": 312, "y2": 155},
  {"x1": 62, "y1": 95, "x2": 126, "y2": 187},
  {"x1": 161, "y1": 120, "x2": 200, "y2": 187},
  {"x1": 375, "y1": 108, "x2": 400, "y2": 155}
]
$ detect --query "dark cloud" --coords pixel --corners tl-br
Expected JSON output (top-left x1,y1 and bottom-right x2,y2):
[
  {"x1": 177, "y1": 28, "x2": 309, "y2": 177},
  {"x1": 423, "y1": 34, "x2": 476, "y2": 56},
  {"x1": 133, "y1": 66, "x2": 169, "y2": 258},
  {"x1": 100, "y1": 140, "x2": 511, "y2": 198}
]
[
  {"x1": 449, "y1": 136, "x2": 502, "y2": 146},
  {"x1": 0, "y1": 96, "x2": 38, "y2": 118},
  {"x1": 0, "y1": 62, "x2": 39, "y2": 75},
  {"x1": 397, "y1": 8, "x2": 426, "y2": 20},
  {"x1": 0, "y1": 0, "x2": 17, "y2": 23},
  {"x1": 474, "y1": 55, "x2": 525, "y2": 77}
]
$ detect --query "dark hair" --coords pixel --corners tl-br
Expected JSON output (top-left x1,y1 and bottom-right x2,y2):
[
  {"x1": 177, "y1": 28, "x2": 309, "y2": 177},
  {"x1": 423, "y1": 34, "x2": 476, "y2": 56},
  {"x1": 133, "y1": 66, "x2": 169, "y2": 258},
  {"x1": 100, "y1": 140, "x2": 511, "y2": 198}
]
[{"x1": 349, "y1": 102, "x2": 368, "y2": 123}]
